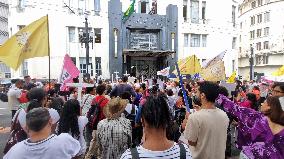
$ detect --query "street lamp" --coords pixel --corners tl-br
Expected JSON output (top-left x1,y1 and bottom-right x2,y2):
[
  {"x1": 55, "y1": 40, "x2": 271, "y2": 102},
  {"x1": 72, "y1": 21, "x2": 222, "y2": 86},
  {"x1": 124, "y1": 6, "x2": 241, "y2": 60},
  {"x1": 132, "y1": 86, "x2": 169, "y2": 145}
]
[
  {"x1": 79, "y1": 13, "x2": 93, "y2": 80},
  {"x1": 249, "y1": 44, "x2": 254, "y2": 80}
]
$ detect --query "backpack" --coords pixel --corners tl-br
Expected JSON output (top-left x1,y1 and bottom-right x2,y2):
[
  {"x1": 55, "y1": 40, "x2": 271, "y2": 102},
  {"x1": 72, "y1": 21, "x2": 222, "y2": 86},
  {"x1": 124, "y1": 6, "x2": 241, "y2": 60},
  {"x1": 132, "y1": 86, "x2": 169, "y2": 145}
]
[
  {"x1": 124, "y1": 104, "x2": 136, "y2": 128},
  {"x1": 87, "y1": 97, "x2": 107, "y2": 130},
  {"x1": 3, "y1": 111, "x2": 27, "y2": 154}
]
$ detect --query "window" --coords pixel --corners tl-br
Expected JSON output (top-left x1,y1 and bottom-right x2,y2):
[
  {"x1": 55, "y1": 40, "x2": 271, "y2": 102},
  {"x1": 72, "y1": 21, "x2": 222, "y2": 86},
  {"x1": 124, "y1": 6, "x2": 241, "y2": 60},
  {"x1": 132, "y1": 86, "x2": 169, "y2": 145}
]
[
  {"x1": 202, "y1": 1, "x2": 206, "y2": 20},
  {"x1": 251, "y1": 16, "x2": 255, "y2": 25},
  {"x1": 257, "y1": 14, "x2": 262, "y2": 23},
  {"x1": 264, "y1": 12, "x2": 270, "y2": 22},
  {"x1": 94, "y1": 0, "x2": 101, "y2": 15},
  {"x1": 232, "y1": 60, "x2": 235, "y2": 72},
  {"x1": 202, "y1": 59, "x2": 206, "y2": 62},
  {"x1": 190, "y1": 0, "x2": 199, "y2": 23},
  {"x1": 257, "y1": 29, "x2": 262, "y2": 37},
  {"x1": 239, "y1": 47, "x2": 242, "y2": 54},
  {"x1": 140, "y1": 1, "x2": 149, "y2": 13},
  {"x1": 202, "y1": 34, "x2": 207, "y2": 47},
  {"x1": 232, "y1": 5, "x2": 236, "y2": 27},
  {"x1": 256, "y1": 42, "x2": 261, "y2": 50},
  {"x1": 240, "y1": 22, "x2": 242, "y2": 29},
  {"x1": 258, "y1": 0, "x2": 263, "y2": 6},
  {"x1": 232, "y1": 37, "x2": 236, "y2": 49},
  {"x1": 21, "y1": 60, "x2": 28, "y2": 77},
  {"x1": 95, "y1": 57, "x2": 102, "y2": 76},
  {"x1": 94, "y1": 28, "x2": 101, "y2": 43},
  {"x1": 250, "y1": 30, "x2": 255, "y2": 39},
  {"x1": 68, "y1": 27, "x2": 75, "y2": 42},
  {"x1": 79, "y1": 57, "x2": 93, "y2": 76},
  {"x1": 256, "y1": 56, "x2": 262, "y2": 65},
  {"x1": 239, "y1": 35, "x2": 242, "y2": 42},
  {"x1": 251, "y1": 1, "x2": 256, "y2": 8},
  {"x1": 183, "y1": 0, "x2": 188, "y2": 21},
  {"x1": 18, "y1": 0, "x2": 25, "y2": 9},
  {"x1": 5, "y1": 73, "x2": 11, "y2": 78},
  {"x1": 184, "y1": 34, "x2": 189, "y2": 47},
  {"x1": 263, "y1": 55, "x2": 269, "y2": 64},
  {"x1": 264, "y1": 27, "x2": 269, "y2": 36},
  {"x1": 263, "y1": 41, "x2": 269, "y2": 49},
  {"x1": 190, "y1": 34, "x2": 200, "y2": 47}
]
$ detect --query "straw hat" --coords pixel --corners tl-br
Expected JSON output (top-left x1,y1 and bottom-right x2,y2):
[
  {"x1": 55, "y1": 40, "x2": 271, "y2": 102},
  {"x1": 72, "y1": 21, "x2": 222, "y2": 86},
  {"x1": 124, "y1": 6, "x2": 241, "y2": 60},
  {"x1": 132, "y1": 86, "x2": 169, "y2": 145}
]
[{"x1": 104, "y1": 97, "x2": 128, "y2": 119}]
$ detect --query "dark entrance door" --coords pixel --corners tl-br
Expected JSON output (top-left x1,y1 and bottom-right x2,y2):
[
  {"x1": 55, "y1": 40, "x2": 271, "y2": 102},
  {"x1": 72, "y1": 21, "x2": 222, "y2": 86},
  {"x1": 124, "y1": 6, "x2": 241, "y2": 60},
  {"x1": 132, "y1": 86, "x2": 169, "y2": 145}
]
[{"x1": 130, "y1": 57, "x2": 158, "y2": 79}]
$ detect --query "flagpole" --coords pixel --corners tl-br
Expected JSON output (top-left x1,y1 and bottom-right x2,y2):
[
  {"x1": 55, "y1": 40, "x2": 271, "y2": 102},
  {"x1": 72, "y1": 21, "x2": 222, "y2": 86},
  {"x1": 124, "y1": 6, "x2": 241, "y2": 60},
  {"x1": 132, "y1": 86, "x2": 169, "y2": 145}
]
[{"x1": 47, "y1": 14, "x2": 51, "y2": 90}]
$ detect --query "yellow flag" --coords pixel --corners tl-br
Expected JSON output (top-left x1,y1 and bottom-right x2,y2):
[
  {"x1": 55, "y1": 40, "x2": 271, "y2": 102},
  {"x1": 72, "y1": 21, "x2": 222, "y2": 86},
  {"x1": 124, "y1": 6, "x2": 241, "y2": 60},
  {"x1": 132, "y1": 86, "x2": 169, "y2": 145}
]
[
  {"x1": 173, "y1": 55, "x2": 202, "y2": 75},
  {"x1": 272, "y1": 65, "x2": 284, "y2": 76},
  {"x1": 227, "y1": 71, "x2": 236, "y2": 83},
  {"x1": 0, "y1": 16, "x2": 49, "y2": 70},
  {"x1": 201, "y1": 60, "x2": 226, "y2": 81}
]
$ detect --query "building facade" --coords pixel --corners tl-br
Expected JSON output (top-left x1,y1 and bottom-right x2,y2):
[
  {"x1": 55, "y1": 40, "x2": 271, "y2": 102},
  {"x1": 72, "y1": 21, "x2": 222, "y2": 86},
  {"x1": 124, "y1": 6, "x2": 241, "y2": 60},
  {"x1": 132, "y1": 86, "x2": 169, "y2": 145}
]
[
  {"x1": 238, "y1": 0, "x2": 284, "y2": 79},
  {"x1": 0, "y1": 0, "x2": 10, "y2": 78},
  {"x1": 180, "y1": 0, "x2": 238, "y2": 76},
  {"x1": 8, "y1": 0, "x2": 109, "y2": 79}
]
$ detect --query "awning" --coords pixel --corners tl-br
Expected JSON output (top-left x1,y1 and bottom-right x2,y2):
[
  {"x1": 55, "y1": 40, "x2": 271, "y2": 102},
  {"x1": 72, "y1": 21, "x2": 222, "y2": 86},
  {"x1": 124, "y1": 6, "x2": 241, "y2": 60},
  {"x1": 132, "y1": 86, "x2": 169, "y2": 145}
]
[{"x1": 123, "y1": 49, "x2": 175, "y2": 57}]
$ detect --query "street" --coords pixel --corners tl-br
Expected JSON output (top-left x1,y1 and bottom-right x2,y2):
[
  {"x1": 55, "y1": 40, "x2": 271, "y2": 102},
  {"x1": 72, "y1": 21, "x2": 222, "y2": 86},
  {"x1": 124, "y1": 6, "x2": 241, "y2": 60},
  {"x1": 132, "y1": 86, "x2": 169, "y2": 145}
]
[{"x1": 0, "y1": 101, "x2": 10, "y2": 158}]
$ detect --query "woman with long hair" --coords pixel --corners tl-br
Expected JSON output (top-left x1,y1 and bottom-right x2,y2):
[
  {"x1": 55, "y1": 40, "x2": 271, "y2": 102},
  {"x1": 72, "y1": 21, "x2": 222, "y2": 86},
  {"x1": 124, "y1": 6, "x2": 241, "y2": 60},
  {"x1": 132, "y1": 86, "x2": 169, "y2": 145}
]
[
  {"x1": 217, "y1": 95, "x2": 284, "y2": 158},
  {"x1": 120, "y1": 95, "x2": 192, "y2": 159},
  {"x1": 58, "y1": 99, "x2": 88, "y2": 158}
]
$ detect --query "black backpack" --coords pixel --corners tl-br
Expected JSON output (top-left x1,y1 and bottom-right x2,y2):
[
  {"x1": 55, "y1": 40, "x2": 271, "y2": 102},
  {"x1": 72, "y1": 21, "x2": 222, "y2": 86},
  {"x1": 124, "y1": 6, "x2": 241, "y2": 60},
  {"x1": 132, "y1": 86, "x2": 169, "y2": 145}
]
[
  {"x1": 124, "y1": 104, "x2": 136, "y2": 128},
  {"x1": 87, "y1": 97, "x2": 107, "y2": 130}
]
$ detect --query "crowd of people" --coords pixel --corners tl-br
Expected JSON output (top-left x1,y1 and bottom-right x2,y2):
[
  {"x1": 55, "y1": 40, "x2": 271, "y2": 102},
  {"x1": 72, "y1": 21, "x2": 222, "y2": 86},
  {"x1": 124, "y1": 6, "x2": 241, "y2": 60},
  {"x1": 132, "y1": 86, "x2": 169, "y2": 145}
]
[{"x1": 3, "y1": 75, "x2": 284, "y2": 159}]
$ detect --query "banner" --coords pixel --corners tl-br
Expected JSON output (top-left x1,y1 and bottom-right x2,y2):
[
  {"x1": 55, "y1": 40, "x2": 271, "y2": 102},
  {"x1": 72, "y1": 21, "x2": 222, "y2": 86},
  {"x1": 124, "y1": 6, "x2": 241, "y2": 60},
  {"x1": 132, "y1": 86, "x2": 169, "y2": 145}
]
[
  {"x1": 173, "y1": 55, "x2": 201, "y2": 75},
  {"x1": 272, "y1": 65, "x2": 284, "y2": 76},
  {"x1": 0, "y1": 16, "x2": 49, "y2": 70},
  {"x1": 59, "y1": 54, "x2": 80, "y2": 91},
  {"x1": 227, "y1": 71, "x2": 236, "y2": 83},
  {"x1": 157, "y1": 67, "x2": 170, "y2": 76},
  {"x1": 201, "y1": 60, "x2": 226, "y2": 81}
]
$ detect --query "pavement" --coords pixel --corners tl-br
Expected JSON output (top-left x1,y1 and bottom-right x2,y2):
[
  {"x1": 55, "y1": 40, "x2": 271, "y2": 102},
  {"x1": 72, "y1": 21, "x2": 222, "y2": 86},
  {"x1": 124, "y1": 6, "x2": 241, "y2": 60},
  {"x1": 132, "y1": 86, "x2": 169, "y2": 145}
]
[{"x1": 0, "y1": 101, "x2": 11, "y2": 158}]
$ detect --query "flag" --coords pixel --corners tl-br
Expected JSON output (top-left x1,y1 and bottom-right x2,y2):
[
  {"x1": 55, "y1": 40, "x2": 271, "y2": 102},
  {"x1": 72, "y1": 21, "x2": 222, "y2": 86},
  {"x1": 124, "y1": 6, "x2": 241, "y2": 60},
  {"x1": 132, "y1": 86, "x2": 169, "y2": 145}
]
[
  {"x1": 157, "y1": 67, "x2": 170, "y2": 76},
  {"x1": 227, "y1": 71, "x2": 237, "y2": 83},
  {"x1": 123, "y1": 0, "x2": 135, "y2": 21},
  {"x1": 202, "y1": 50, "x2": 226, "y2": 68},
  {"x1": 272, "y1": 65, "x2": 284, "y2": 76},
  {"x1": 0, "y1": 16, "x2": 49, "y2": 70},
  {"x1": 59, "y1": 54, "x2": 80, "y2": 91},
  {"x1": 201, "y1": 60, "x2": 226, "y2": 81},
  {"x1": 173, "y1": 55, "x2": 202, "y2": 75}
]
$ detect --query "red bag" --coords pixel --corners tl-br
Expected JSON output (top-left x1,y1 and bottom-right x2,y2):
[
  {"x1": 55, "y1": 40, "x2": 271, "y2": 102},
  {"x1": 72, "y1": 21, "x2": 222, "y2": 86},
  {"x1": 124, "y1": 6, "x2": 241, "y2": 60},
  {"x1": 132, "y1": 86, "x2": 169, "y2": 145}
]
[
  {"x1": 3, "y1": 111, "x2": 27, "y2": 154},
  {"x1": 18, "y1": 91, "x2": 29, "y2": 103}
]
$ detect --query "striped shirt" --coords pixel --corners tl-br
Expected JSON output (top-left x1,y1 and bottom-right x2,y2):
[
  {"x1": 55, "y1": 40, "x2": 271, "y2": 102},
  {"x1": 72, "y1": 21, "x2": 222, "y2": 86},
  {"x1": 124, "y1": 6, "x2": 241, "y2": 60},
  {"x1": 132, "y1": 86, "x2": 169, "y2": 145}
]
[
  {"x1": 120, "y1": 143, "x2": 192, "y2": 159},
  {"x1": 97, "y1": 117, "x2": 132, "y2": 159}
]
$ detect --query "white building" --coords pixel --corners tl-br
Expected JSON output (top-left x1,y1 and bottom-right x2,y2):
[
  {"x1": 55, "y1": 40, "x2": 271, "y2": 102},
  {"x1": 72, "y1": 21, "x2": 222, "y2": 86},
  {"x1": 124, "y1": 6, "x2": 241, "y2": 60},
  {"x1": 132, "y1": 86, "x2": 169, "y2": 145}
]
[
  {"x1": 0, "y1": 0, "x2": 10, "y2": 78},
  {"x1": 180, "y1": 0, "x2": 239, "y2": 76},
  {"x1": 7, "y1": 0, "x2": 239, "y2": 79},
  {"x1": 8, "y1": 0, "x2": 109, "y2": 79},
  {"x1": 238, "y1": 0, "x2": 284, "y2": 79}
]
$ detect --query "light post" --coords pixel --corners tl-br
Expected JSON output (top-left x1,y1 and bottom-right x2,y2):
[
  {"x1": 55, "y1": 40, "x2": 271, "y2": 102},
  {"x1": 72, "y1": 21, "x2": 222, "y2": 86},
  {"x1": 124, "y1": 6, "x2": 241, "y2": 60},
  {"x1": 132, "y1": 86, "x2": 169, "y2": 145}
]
[
  {"x1": 79, "y1": 13, "x2": 93, "y2": 80},
  {"x1": 249, "y1": 44, "x2": 254, "y2": 80}
]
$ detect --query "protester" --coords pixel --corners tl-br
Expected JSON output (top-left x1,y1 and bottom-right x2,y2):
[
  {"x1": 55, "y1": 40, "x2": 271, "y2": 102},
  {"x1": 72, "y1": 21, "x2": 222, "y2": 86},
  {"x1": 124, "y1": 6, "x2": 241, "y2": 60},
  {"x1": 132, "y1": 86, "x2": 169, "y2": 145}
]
[
  {"x1": 95, "y1": 97, "x2": 132, "y2": 159},
  {"x1": 7, "y1": 79, "x2": 23, "y2": 118},
  {"x1": 4, "y1": 108, "x2": 81, "y2": 159},
  {"x1": 58, "y1": 99, "x2": 88, "y2": 158},
  {"x1": 184, "y1": 81, "x2": 229, "y2": 159},
  {"x1": 85, "y1": 84, "x2": 109, "y2": 159},
  {"x1": 120, "y1": 95, "x2": 192, "y2": 159},
  {"x1": 23, "y1": 75, "x2": 36, "y2": 90},
  {"x1": 110, "y1": 76, "x2": 136, "y2": 98},
  {"x1": 237, "y1": 93, "x2": 257, "y2": 110},
  {"x1": 81, "y1": 86, "x2": 96, "y2": 116},
  {"x1": 272, "y1": 82, "x2": 284, "y2": 97},
  {"x1": 216, "y1": 94, "x2": 284, "y2": 158}
]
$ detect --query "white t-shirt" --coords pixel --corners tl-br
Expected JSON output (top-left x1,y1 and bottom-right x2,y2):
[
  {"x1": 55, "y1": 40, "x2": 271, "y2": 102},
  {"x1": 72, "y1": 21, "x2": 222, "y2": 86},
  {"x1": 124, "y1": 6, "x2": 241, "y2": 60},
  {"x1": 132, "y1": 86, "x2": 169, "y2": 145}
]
[
  {"x1": 120, "y1": 143, "x2": 192, "y2": 159},
  {"x1": 3, "y1": 133, "x2": 80, "y2": 159},
  {"x1": 16, "y1": 108, "x2": 60, "y2": 129},
  {"x1": 7, "y1": 87, "x2": 22, "y2": 110},
  {"x1": 77, "y1": 116, "x2": 88, "y2": 155},
  {"x1": 184, "y1": 108, "x2": 229, "y2": 159}
]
